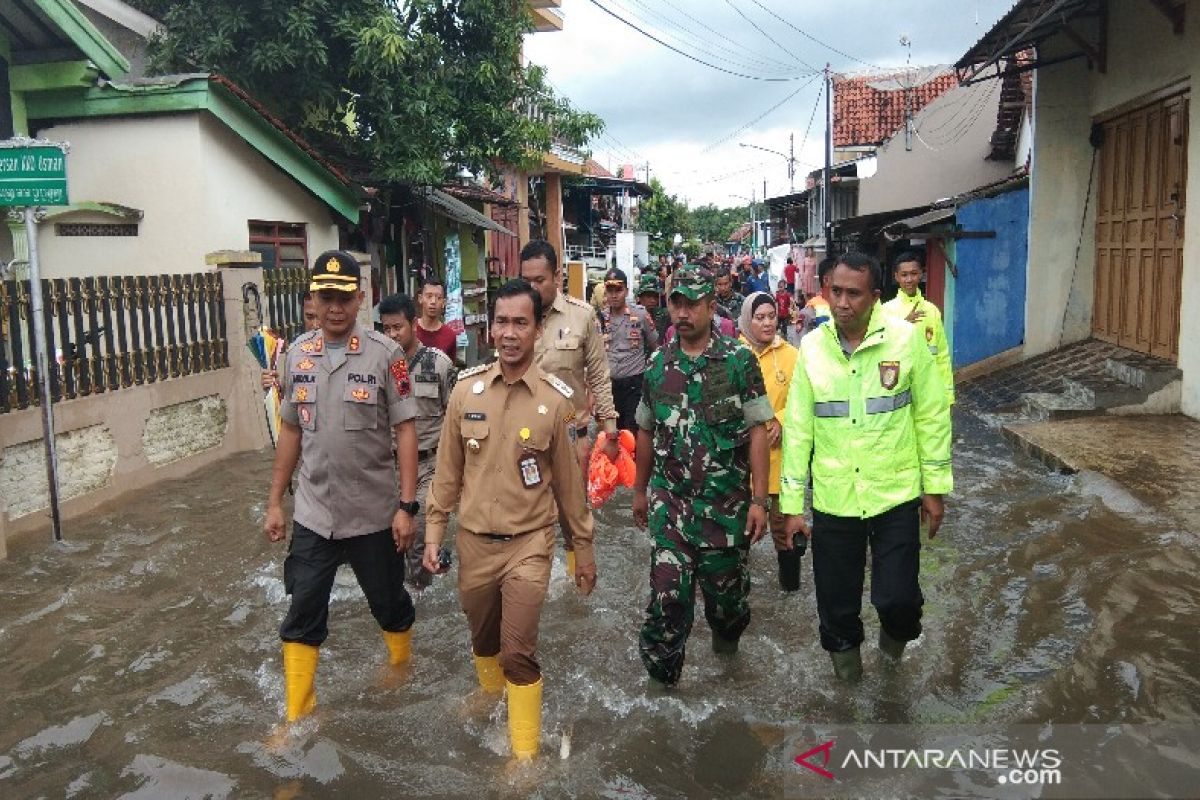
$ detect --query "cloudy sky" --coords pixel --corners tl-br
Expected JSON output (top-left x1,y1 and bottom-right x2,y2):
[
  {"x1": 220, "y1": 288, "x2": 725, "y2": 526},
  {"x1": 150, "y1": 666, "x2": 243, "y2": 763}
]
[{"x1": 525, "y1": 0, "x2": 1016, "y2": 207}]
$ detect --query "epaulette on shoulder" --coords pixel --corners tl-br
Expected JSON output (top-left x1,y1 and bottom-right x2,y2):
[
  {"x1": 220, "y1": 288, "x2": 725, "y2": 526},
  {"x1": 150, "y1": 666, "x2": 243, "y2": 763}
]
[
  {"x1": 364, "y1": 329, "x2": 395, "y2": 347},
  {"x1": 563, "y1": 294, "x2": 591, "y2": 309},
  {"x1": 543, "y1": 373, "x2": 574, "y2": 398},
  {"x1": 292, "y1": 328, "x2": 319, "y2": 346},
  {"x1": 458, "y1": 362, "x2": 491, "y2": 379}
]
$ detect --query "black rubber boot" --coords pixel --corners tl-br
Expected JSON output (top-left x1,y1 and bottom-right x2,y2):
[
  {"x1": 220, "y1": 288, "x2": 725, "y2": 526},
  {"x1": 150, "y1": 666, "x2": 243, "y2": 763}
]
[
  {"x1": 712, "y1": 631, "x2": 740, "y2": 654},
  {"x1": 777, "y1": 547, "x2": 803, "y2": 592},
  {"x1": 878, "y1": 628, "x2": 907, "y2": 663}
]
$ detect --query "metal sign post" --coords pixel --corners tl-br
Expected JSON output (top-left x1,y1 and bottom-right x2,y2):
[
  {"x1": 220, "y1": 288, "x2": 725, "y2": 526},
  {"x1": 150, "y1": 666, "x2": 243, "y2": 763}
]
[{"x1": 1, "y1": 137, "x2": 70, "y2": 542}]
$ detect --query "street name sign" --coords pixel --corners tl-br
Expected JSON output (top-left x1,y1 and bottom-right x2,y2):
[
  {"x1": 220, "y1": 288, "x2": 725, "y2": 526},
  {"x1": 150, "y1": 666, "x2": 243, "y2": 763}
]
[{"x1": 0, "y1": 144, "x2": 69, "y2": 206}]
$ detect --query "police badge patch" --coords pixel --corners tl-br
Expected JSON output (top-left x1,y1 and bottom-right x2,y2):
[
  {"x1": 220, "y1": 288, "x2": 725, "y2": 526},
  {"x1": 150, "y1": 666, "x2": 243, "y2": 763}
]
[
  {"x1": 391, "y1": 359, "x2": 412, "y2": 398},
  {"x1": 879, "y1": 361, "x2": 900, "y2": 390}
]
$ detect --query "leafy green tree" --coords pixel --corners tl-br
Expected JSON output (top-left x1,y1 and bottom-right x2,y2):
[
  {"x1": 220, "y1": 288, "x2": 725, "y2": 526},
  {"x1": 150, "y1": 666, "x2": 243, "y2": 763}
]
[
  {"x1": 689, "y1": 203, "x2": 751, "y2": 245},
  {"x1": 129, "y1": 0, "x2": 603, "y2": 183},
  {"x1": 637, "y1": 178, "x2": 691, "y2": 255}
]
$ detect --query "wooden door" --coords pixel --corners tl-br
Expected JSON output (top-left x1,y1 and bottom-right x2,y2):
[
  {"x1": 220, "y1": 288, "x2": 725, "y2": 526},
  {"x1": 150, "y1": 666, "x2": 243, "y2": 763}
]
[{"x1": 1094, "y1": 92, "x2": 1188, "y2": 360}]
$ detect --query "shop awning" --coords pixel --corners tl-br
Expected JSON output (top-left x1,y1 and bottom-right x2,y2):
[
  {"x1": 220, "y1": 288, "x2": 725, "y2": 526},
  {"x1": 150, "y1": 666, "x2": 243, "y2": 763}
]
[
  {"x1": 422, "y1": 187, "x2": 516, "y2": 237},
  {"x1": 882, "y1": 207, "x2": 956, "y2": 238},
  {"x1": 954, "y1": 0, "x2": 1103, "y2": 84}
]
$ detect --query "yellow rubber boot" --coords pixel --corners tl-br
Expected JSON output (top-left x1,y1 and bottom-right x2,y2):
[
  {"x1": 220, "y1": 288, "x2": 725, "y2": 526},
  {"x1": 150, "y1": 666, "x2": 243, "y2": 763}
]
[
  {"x1": 506, "y1": 679, "x2": 543, "y2": 760},
  {"x1": 565, "y1": 550, "x2": 576, "y2": 578},
  {"x1": 474, "y1": 654, "x2": 505, "y2": 694},
  {"x1": 382, "y1": 629, "x2": 412, "y2": 666},
  {"x1": 282, "y1": 642, "x2": 319, "y2": 722}
]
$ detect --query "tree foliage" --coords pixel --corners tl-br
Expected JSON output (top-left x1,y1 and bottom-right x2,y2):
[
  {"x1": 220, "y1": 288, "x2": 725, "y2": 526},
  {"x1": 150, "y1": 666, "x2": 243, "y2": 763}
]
[
  {"x1": 637, "y1": 178, "x2": 692, "y2": 256},
  {"x1": 689, "y1": 203, "x2": 752, "y2": 245},
  {"x1": 128, "y1": 0, "x2": 604, "y2": 183}
]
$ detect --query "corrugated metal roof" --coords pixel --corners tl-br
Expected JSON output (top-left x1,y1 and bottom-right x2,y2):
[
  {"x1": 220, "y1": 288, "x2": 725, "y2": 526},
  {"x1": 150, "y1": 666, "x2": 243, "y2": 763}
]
[
  {"x1": 423, "y1": 187, "x2": 516, "y2": 237},
  {"x1": 955, "y1": 0, "x2": 1101, "y2": 84}
]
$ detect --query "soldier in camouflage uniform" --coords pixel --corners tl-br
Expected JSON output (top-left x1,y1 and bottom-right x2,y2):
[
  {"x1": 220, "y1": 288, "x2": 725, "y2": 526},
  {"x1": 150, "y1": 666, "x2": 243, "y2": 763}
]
[
  {"x1": 632, "y1": 264, "x2": 775, "y2": 687},
  {"x1": 636, "y1": 273, "x2": 671, "y2": 344}
]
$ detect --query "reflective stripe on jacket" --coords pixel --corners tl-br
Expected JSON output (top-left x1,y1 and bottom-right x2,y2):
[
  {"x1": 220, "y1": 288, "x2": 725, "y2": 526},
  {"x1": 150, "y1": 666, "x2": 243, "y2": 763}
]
[{"x1": 779, "y1": 303, "x2": 952, "y2": 518}]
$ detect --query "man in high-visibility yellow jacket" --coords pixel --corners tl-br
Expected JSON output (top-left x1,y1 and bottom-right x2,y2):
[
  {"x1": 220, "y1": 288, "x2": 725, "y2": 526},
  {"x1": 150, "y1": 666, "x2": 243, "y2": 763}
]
[
  {"x1": 882, "y1": 252, "x2": 954, "y2": 403},
  {"x1": 781, "y1": 252, "x2": 952, "y2": 683}
]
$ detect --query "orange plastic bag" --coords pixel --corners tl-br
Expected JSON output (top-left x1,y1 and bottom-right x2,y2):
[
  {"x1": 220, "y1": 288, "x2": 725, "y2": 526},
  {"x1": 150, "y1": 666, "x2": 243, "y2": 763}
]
[{"x1": 587, "y1": 430, "x2": 638, "y2": 507}]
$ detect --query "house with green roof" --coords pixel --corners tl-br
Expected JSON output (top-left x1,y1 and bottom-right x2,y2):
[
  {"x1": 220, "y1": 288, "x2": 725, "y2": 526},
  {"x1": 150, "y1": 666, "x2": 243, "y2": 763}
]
[{"x1": 1, "y1": 0, "x2": 361, "y2": 279}]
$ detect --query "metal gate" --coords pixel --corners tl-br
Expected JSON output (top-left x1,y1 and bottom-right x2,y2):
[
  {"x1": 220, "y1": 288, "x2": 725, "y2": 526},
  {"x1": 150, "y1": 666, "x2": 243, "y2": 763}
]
[{"x1": 1093, "y1": 91, "x2": 1188, "y2": 360}]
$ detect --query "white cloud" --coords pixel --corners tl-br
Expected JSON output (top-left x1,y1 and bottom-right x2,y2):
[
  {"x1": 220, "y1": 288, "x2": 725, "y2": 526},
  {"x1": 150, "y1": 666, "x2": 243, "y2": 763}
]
[{"x1": 525, "y1": 0, "x2": 1015, "y2": 207}]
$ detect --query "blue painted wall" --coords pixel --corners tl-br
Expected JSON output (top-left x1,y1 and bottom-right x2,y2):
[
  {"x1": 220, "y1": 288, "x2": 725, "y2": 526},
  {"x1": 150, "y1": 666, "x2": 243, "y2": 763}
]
[{"x1": 952, "y1": 187, "x2": 1029, "y2": 368}]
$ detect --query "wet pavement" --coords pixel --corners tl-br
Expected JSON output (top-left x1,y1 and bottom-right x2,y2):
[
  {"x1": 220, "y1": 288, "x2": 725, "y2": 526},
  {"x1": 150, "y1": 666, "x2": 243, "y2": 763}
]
[{"x1": 2, "y1": 410, "x2": 1200, "y2": 798}]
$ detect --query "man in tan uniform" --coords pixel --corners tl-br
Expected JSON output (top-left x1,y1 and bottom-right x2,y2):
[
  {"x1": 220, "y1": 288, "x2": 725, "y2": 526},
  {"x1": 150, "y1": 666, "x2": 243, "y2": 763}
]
[
  {"x1": 378, "y1": 292, "x2": 457, "y2": 588},
  {"x1": 264, "y1": 250, "x2": 420, "y2": 722},
  {"x1": 520, "y1": 239, "x2": 618, "y2": 576},
  {"x1": 424, "y1": 278, "x2": 597, "y2": 760}
]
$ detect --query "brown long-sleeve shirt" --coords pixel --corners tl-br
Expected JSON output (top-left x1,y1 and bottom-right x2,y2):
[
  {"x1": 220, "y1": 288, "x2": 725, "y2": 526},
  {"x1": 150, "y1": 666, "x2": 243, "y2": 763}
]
[
  {"x1": 425, "y1": 361, "x2": 596, "y2": 569},
  {"x1": 534, "y1": 291, "x2": 616, "y2": 429}
]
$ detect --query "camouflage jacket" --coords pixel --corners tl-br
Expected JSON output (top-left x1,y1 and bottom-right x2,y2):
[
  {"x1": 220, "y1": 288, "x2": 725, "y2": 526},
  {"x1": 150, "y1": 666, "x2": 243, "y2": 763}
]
[
  {"x1": 635, "y1": 332, "x2": 775, "y2": 547},
  {"x1": 715, "y1": 291, "x2": 745, "y2": 321}
]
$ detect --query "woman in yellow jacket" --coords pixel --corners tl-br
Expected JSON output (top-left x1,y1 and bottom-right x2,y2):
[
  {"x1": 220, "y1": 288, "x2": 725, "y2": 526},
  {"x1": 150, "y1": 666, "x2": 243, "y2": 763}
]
[{"x1": 738, "y1": 292, "x2": 804, "y2": 591}]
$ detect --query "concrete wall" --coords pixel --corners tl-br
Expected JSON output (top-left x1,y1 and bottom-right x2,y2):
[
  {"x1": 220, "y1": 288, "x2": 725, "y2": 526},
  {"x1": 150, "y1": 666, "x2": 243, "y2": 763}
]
[
  {"x1": 953, "y1": 187, "x2": 1030, "y2": 367},
  {"x1": 858, "y1": 79, "x2": 1013, "y2": 216},
  {"x1": 0, "y1": 266, "x2": 272, "y2": 554},
  {"x1": 1027, "y1": 0, "x2": 1200, "y2": 416},
  {"x1": 26, "y1": 113, "x2": 339, "y2": 278}
]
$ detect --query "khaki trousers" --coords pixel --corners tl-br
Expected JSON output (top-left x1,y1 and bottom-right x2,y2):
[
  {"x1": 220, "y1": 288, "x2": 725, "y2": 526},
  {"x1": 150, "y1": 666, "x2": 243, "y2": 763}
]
[{"x1": 457, "y1": 525, "x2": 554, "y2": 685}]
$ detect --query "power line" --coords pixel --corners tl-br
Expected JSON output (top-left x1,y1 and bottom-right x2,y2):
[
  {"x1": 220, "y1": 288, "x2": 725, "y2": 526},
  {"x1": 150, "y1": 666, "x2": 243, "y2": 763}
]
[
  {"x1": 796, "y1": 78, "x2": 825, "y2": 165},
  {"x1": 700, "y1": 72, "x2": 821, "y2": 153},
  {"x1": 657, "y1": 0, "x2": 809, "y2": 72},
  {"x1": 588, "y1": 0, "x2": 817, "y2": 83},
  {"x1": 724, "y1": 0, "x2": 820, "y2": 73},
  {"x1": 747, "y1": 0, "x2": 882, "y2": 71},
  {"x1": 624, "y1": 0, "x2": 808, "y2": 75}
]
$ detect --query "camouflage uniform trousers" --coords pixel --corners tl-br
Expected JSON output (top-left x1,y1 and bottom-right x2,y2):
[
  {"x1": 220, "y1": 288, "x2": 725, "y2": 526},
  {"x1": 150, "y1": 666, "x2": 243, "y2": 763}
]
[
  {"x1": 638, "y1": 488, "x2": 752, "y2": 686},
  {"x1": 405, "y1": 455, "x2": 439, "y2": 588}
]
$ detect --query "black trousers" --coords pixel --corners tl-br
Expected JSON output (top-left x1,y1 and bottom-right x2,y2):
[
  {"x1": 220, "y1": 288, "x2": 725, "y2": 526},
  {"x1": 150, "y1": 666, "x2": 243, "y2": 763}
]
[
  {"x1": 810, "y1": 499, "x2": 924, "y2": 653},
  {"x1": 280, "y1": 523, "x2": 415, "y2": 645},
  {"x1": 612, "y1": 374, "x2": 643, "y2": 433}
]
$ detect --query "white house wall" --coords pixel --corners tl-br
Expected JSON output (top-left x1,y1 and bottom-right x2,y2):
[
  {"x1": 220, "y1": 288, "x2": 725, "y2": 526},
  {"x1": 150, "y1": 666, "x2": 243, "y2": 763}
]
[
  {"x1": 1027, "y1": 0, "x2": 1200, "y2": 417},
  {"x1": 196, "y1": 114, "x2": 339, "y2": 264},
  {"x1": 36, "y1": 115, "x2": 209, "y2": 279},
  {"x1": 33, "y1": 112, "x2": 340, "y2": 280},
  {"x1": 857, "y1": 79, "x2": 1013, "y2": 216}
]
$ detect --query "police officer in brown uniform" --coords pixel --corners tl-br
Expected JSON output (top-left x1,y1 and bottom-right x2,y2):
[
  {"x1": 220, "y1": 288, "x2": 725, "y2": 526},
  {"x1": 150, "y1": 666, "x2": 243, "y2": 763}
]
[
  {"x1": 377, "y1": 292, "x2": 457, "y2": 588},
  {"x1": 264, "y1": 251, "x2": 420, "y2": 722},
  {"x1": 520, "y1": 239, "x2": 619, "y2": 577},
  {"x1": 424, "y1": 278, "x2": 597, "y2": 760}
]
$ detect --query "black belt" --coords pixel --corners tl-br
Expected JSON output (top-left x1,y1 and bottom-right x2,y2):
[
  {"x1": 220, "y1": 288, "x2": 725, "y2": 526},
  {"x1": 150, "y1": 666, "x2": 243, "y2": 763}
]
[
  {"x1": 575, "y1": 424, "x2": 591, "y2": 437},
  {"x1": 418, "y1": 447, "x2": 437, "y2": 461},
  {"x1": 482, "y1": 533, "x2": 516, "y2": 541}
]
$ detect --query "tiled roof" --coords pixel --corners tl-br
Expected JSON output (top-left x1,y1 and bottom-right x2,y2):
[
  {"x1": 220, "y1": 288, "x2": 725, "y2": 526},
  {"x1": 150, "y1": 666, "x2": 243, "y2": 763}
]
[
  {"x1": 834, "y1": 69, "x2": 958, "y2": 148},
  {"x1": 728, "y1": 222, "x2": 753, "y2": 243},
  {"x1": 442, "y1": 182, "x2": 519, "y2": 207},
  {"x1": 584, "y1": 158, "x2": 615, "y2": 178}
]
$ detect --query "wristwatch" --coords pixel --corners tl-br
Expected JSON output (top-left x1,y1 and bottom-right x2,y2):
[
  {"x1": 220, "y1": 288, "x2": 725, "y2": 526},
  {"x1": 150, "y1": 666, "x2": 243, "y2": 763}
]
[
  {"x1": 398, "y1": 499, "x2": 420, "y2": 516},
  {"x1": 750, "y1": 496, "x2": 772, "y2": 511}
]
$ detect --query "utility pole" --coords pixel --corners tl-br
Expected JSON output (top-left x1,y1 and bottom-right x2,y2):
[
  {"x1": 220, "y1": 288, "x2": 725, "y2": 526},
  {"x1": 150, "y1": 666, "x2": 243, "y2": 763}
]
[
  {"x1": 823, "y1": 63, "x2": 833, "y2": 251},
  {"x1": 644, "y1": 161, "x2": 652, "y2": 184},
  {"x1": 789, "y1": 132, "x2": 796, "y2": 192},
  {"x1": 901, "y1": 35, "x2": 914, "y2": 152}
]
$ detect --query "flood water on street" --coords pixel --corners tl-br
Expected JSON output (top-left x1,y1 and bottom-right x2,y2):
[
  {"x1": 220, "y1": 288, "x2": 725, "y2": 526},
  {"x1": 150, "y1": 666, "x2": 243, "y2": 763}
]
[{"x1": 2, "y1": 411, "x2": 1199, "y2": 798}]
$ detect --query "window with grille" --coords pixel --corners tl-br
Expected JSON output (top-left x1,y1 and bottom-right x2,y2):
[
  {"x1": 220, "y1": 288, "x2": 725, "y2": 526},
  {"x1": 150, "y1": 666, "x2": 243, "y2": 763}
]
[{"x1": 249, "y1": 221, "x2": 307, "y2": 270}]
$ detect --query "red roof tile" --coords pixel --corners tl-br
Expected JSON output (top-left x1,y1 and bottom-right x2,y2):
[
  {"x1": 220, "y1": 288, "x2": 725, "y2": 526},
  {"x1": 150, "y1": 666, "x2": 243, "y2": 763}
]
[{"x1": 834, "y1": 69, "x2": 958, "y2": 148}]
